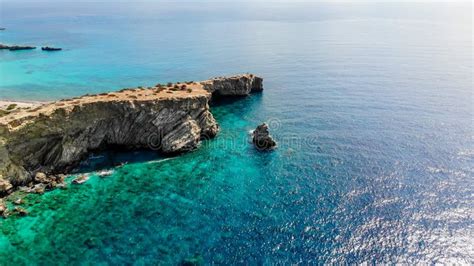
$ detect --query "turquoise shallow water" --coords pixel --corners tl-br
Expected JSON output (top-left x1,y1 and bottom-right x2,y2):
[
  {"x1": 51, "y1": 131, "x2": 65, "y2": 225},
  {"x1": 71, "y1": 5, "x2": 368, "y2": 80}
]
[{"x1": 0, "y1": 1, "x2": 473, "y2": 264}]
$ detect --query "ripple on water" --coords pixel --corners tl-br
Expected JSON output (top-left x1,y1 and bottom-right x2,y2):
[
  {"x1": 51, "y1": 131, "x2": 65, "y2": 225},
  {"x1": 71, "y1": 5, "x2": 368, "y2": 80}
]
[{"x1": 1, "y1": 2, "x2": 473, "y2": 264}]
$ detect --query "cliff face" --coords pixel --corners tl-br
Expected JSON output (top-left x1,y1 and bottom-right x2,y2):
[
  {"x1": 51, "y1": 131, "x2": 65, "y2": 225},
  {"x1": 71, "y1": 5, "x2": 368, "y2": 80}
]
[
  {"x1": 202, "y1": 74, "x2": 263, "y2": 96},
  {"x1": 0, "y1": 74, "x2": 262, "y2": 195}
]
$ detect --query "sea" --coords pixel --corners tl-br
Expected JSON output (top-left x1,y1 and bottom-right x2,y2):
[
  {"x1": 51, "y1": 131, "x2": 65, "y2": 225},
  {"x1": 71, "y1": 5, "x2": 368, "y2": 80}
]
[{"x1": 0, "y1": 1, "x2": 472, "y2": 264}]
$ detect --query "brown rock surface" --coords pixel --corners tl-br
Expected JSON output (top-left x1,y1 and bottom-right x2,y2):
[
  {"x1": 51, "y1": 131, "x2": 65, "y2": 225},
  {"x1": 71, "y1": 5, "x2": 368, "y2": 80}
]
[{"x1": 0, "y1": 74, "x2": 263, "y2": 196}]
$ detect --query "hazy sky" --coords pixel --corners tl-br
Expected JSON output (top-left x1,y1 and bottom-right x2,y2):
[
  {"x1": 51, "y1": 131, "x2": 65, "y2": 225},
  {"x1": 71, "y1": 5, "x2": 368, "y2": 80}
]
[
  {"x1": 0, "y1": 0, "x2": 471, "y2": 2},
  {"x1": 0, "y1": 0, "x2": 470, "y2": 25}
]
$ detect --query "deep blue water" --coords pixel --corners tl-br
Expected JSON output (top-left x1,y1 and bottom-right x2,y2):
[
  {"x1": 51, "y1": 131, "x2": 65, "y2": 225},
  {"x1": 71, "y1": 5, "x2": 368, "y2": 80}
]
[{"x1": 0, "y1": 1, "x2": 472, "y2": 264}]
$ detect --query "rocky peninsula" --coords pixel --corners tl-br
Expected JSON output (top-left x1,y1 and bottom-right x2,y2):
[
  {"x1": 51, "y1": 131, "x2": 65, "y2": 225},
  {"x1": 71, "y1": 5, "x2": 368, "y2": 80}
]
[{"x1": 0, "y1": 74, "x2": 263, "y2": 197}]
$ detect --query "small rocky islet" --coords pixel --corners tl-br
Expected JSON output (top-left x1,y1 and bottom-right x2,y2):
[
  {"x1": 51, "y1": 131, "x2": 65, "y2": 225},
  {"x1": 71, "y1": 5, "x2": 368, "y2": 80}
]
[
  {"x1": 252, "y1": 123, "x2": 277, "y2": 151},
  {"x1": 0, "y1": 74, "x2": 264, "y2": 212},
  {"x1": 41, "y1": 46, "x2": 62, "y2": 51},
  {"x1": 0, "y1": 44, "x2": 36, "y2": 51},
  {"x1": 0, "y1": 44, "x2": 62, "y2": 51},
  {"x1": 0, "y1": 28, "x2": 62, "y2": 52}
]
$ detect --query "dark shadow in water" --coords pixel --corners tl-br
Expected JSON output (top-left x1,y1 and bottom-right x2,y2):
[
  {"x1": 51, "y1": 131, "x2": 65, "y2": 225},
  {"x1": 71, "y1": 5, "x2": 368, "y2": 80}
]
[
  {"x1": 73, "y1": 148, "x2": 171, "y2": 174},
  {"x1": 210, "y1": 91, "x2": 263, "y2": 107},
  {"x1": 72, "y1": 93, "x2": 262, "y2": 174}
]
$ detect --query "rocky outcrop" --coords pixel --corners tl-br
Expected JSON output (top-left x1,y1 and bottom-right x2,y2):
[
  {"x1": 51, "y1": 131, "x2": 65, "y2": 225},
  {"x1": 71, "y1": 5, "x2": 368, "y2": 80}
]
[
  {"x1": 0, "y1": 179, "x2": 13, "y2": 197},
  {"x1": 41, "y1": 47, "x2": 62, "y2": 51},
  {"x1": 252, "y1": 123, "x2": 276, "y2": 151},
  {"x1": 0, "y1": 44, "x2": 63, "y2": 52},
  {"x1": 202, "y1": 74, "x2": 263, "y2": 96},
  {"x1": 0, "y1": 74, "x2": 263, "y2": 196},
  {"x1": 0, "y1": 199, "x2": 6, "y2": 217}
]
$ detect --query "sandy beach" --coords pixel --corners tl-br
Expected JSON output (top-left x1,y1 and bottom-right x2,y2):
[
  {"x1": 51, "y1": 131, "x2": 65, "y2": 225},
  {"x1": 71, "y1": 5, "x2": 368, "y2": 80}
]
[{"x1": 0, "y1": 100, "x2": 46, "y2": 109}]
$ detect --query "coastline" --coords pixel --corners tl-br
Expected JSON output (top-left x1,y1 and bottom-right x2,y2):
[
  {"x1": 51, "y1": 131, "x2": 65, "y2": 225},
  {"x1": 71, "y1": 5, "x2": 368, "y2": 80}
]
[{"x1": 0, "y1": 74, "x2": 263, "y2": 202}]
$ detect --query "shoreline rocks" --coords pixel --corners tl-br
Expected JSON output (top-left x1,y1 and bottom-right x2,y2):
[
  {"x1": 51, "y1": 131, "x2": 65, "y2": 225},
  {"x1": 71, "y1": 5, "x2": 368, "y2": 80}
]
[
  {"x1": 0, "y1": 199, "x2": 6, "y2": 217},
  {"x1": 0, "y1": 74, "x2": 263, "y2": 197},
  {"x1": 13, "y1": 207, "x2": 28, "y2": 217},
  {"x1": 252, "y1": 123, "x2": 277, "y2": 151},
  {"x1": 72, "y1": 175, "x2": 89, "y2": 185},
  {"x1": 0, "y1": 179, "x2": 13, "y2": 196}
]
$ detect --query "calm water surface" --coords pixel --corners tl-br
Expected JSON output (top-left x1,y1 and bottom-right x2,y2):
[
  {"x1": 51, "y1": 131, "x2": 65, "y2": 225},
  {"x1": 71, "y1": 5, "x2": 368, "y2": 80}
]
[{"x1": 0, "y1": 1, "x2": 472, "y2": 264}]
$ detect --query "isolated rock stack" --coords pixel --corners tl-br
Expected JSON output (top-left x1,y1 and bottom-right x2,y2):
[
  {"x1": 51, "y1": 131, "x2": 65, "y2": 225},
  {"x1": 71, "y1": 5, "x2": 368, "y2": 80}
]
[{"x1": 252, "y1": 123, "x2": 277, "y2": 151}]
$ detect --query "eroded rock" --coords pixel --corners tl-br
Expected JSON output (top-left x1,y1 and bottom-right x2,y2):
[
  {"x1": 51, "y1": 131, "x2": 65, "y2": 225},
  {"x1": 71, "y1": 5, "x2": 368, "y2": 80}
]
[
  {"x1": 72, "y1": 175, "x2": 89, "y2": 185},
  {"x1": 0, "y1": 74, "x2": 263, "y2": 196},
  {"x1": 202, "y1": 74, "x2": 263, "y2": 96},
  {"x1": 0, "y1": 179, "x2": 13, "y2": 196},
  {"x1": 0, "y1": 199, "x2": 6, "y2": 216},
  {"x1": 13, "y1": 198, "x2": 22, "y2": 205},
  {"x1": 252, "y1": 123, "x2": 277, "y2": 151},
  {"x1": 35, "y1": 184, "x2": 46, "y2": 194},
  {"x1": 34, "y1": 172, "x2": 48, "y2": 183},
  {"x1": 13, "y1": 207, "x2": 28, "y2": 217}
]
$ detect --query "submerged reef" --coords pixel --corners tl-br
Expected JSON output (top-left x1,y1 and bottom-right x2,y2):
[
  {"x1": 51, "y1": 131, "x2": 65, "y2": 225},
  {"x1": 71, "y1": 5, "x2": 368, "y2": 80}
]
[{"x1": 0, "y1": 74, "x2": 263, "y2": 197}]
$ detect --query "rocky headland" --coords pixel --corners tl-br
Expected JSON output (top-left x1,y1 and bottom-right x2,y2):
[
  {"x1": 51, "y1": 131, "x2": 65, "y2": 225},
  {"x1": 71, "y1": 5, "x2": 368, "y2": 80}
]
[
  {"x1": 0, "y1": 74, "x2": 263, "y2": 198},
  {"x1": 0, "y1": 44, "x2": 36, "y2": 51}
]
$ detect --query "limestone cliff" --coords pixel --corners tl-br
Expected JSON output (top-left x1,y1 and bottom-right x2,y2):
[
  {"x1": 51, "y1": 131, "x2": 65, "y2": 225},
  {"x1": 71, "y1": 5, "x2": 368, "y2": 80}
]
[
  {"x1": 201, "y1": 74, "x2": 263, "y2": 96},
  {"x1": 0, "y1": 74, "x2": 263, "y2": 196}
]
